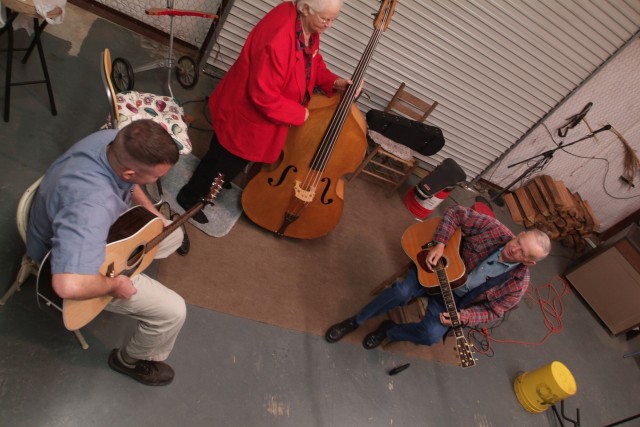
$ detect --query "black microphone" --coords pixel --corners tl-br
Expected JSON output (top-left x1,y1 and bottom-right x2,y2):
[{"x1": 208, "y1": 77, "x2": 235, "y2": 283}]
[{"x1": 388, "y1": 363, "x2": 411, "y2": 376}]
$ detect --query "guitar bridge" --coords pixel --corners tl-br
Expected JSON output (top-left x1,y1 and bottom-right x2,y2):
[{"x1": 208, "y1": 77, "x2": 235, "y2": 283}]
[{"x1": 421, "y1": 240, "x2": 437, "y2": 250}]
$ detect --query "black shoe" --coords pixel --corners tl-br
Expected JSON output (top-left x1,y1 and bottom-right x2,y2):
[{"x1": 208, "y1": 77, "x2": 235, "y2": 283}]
[
  {"x1": 325, "y1": 316, "x2": 359, "y2": 343},
  {"x1": 177, "y1": 190, "x2": 208, "y2": 224},
  {"x1": 363, "y1": 320, "x2": 396, "y2": 350},
  {"x1": 177, "y1": 232, "x2": 190, "y2": 256},
  {"x1": 107, "y1": 349, "x2": 175, "y2": 386}
]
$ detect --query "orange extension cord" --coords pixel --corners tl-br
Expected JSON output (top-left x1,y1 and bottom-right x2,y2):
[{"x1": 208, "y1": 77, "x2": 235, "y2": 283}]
[{"x1": 468, "y1": 276, "x2": 572, "y2": 356}]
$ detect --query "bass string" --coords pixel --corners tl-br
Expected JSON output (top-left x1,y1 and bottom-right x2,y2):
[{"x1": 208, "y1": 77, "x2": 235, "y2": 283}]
[
  {"x1": 302, "y1": 4, "x2": 394, "y2": 191},
  {"x1": 309, "y1": 26, "x2": 385, "y2": 175}
]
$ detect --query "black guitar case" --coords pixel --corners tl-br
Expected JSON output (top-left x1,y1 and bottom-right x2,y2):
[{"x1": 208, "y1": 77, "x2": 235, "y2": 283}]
[
  {"x1": 415, "y1": 158, "x2": 467, "y2": 199},
  {"x1": 366, "y1": 109, "x2": 445, "y2": 156}
]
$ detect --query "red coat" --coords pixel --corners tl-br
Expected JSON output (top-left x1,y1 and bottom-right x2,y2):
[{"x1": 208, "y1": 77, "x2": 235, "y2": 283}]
[{"x1": 209, "y1": 2, "x2": 338, "y2": 163}]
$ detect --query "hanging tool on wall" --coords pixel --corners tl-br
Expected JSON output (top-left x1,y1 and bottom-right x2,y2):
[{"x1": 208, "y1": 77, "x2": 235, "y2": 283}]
[
  {"x1": 557, "y1": 102, "x2": 593, "y2": 138},
  {"x1": 610, "y1": 127, "x2": 640, "y2": 189}
]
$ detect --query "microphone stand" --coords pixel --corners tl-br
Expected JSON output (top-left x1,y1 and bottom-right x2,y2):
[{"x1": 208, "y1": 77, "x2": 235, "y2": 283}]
[{"x1": 489, "y1": 124, "x2": 611, "y2": 206}]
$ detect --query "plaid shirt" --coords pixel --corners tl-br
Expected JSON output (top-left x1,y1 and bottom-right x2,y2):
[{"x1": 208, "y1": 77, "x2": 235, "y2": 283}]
[{"x1": 432, "y1": 205, "x2": 530, "y2": 325}]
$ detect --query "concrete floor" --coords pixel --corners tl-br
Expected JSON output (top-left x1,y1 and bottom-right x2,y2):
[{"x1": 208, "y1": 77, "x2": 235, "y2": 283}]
[{"x1": 1, "y1": 4, "x2": 639, "y2": 427}]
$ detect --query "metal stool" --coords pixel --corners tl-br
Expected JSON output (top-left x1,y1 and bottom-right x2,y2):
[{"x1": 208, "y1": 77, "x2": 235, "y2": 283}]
[{"x1": 1, "y1": 0, "x2": 61, "y2": 121}]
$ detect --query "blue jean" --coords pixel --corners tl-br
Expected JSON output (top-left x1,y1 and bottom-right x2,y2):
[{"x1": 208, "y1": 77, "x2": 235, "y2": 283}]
[{"x1": 355, "y1": 268, "x2": 454, "y2": 346}]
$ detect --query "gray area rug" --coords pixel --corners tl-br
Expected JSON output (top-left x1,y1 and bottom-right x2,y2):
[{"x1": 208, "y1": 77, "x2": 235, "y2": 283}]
[{"x1": 147, "y1": 153, "x2": 243, "y2": 237}]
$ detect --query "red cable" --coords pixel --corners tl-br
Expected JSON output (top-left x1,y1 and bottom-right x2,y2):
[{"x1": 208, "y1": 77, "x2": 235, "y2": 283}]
[{"x1": 468, "y1": 276, "x2": 572, "y2": 355}]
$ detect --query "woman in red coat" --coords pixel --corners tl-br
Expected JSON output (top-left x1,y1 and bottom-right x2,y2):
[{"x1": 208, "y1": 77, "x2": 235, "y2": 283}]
[{"x1": 178, "y1": 0, "x2": 352, "y2": 223}]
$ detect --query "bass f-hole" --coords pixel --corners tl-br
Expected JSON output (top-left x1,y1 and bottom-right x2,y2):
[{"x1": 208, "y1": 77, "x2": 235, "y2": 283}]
[
  {"x1": 319, "y1": 177, "x2": 333, "y2": 205},
  {"x1": 267, "y1": 165, "x2": 297, "y2": 187}
]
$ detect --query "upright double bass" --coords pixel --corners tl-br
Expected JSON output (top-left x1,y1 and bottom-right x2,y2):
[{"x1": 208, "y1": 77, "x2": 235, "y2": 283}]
[{"x1": 241, "y1": 0, "x2": 398, "y2": 239}]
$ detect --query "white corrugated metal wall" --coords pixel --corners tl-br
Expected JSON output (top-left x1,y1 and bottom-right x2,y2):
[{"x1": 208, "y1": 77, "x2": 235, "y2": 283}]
[
  {"x1": 206, "y1": 0, "x2": 640, "y2": 182},
  {"x1": 93, "y1": 0, "x2": 219, "y2": 47}
]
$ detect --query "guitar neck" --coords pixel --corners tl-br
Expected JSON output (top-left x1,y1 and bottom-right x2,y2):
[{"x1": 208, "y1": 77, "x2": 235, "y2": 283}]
[
  {"x1": 403, "y1": 220, "x2": 475, "y2": 368},
  {"x1": 436, "y1": 265, "x2": 476, "y2": 368},
  {"x1": 145, "y1": 174, "x2": 224, "y2": 252},
  {"x1": 146, "y1": 201, "x2": 204, "y2": 251},
  {"x1": 435, "y1": 267, "x2": 463, "y2": 330}
]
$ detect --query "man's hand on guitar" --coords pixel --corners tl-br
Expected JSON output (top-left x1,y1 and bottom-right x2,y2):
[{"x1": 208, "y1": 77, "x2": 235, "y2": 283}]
[
  {"x1": 439, "y1": 311, "x2": 460, "y2": 327},
  {"x1": 110, "y1": 276, "x2": 137, "y2": 300},
  {"x1": 425, "y1": 242, "x2": 445, "y2": 271},
  {"x1": 52, "y1": 272, "x2": 137, "y2": 300}
]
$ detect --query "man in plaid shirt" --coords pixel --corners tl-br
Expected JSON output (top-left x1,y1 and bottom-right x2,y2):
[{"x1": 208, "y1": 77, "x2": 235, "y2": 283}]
[{"x1": 325, "y1": 204, "x2": 551, "y2": 348}]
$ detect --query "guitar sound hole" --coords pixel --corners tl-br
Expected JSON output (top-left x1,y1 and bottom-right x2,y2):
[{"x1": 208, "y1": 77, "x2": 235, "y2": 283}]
[
  {"x1": 440, "y1": 256, "x2": 449, "y2": 269},
  {"x1": 418, "y1": 251, "x2": 450, "y2": 273},
  {"x1": 127, "y1": 245, "x2": 145, "y2": 268}
]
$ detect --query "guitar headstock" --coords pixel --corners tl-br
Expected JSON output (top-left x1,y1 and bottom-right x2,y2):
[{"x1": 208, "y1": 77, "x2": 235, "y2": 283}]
[
  {"x1": 373, "y1": 0, "x2": 397, "y2": 31},
  {"x1": 202, "y1": 173, "x2": 225, "y2": 206},
  {"x1": 455, "y1": 336, "x2": 476, "y2": 368}
]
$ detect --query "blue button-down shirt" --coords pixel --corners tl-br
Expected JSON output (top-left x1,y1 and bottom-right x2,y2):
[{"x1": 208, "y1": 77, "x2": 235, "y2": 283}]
[
  {"x1": 27, "y1": 129, "x2": 133, "y2": 275},
  {"x1": 454, "y1": 246, "x2": 519, "y2": 297}
]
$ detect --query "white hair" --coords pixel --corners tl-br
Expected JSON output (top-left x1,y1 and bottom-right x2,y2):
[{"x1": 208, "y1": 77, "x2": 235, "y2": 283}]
[
  {"x1": 296, "y1": 0, "x2": 343, "y2": 14},
  {"x1": 527, "y1": 229, "x2": 552, "y2": 261}
]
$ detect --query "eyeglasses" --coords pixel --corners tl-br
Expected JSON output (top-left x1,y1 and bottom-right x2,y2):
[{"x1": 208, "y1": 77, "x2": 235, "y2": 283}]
[{"x1": 309, "y1": 7, "x2": 338, "y2": 24}]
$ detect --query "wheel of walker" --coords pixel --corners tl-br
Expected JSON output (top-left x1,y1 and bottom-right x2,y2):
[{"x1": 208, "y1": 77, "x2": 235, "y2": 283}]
[
  {"x1": 111, "y1": 57, "x2": 134, "y2": 92},
  {"x1": 176, "y1": 55, "x2": 199, "y2": 89}
]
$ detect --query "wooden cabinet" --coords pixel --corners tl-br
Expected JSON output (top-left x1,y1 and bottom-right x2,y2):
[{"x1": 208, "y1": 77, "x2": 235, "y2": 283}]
[{"x1": 564, "y1": 225, "x2": 640, "y2": 335}]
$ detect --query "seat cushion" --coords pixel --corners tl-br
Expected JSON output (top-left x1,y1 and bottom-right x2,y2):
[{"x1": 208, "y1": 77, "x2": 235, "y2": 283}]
[
  {"x1": 368, "y1": 130, "x2": 413, "y2": 161},
  {"x1": 116, "y1": 91, "x2": 192, "y2": 155}
]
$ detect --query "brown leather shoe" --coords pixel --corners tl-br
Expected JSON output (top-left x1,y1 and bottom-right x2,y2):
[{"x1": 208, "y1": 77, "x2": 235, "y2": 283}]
[{"x1": 108, "y1": 349, "x2": 175, "y2": 386}]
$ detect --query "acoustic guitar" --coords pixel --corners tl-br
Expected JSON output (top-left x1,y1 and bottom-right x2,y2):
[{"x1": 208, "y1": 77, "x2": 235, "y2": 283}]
[
  {"x1": 401, "y1": 218, "x2": 476, "y2": 368},
  {"x1": 37, "y1": 175, "x2": 224, "y2": 331}
]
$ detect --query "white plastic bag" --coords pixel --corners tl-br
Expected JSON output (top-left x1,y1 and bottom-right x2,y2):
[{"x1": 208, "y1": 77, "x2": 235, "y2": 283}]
[{"x1": 0, "y1": 0, "x2": 66, "y2": 33}]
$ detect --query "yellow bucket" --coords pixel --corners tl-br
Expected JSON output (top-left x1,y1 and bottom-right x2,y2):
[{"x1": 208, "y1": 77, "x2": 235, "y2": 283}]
[{"x1": 513, "y1": 361, "x2": 577, "y2": 413}]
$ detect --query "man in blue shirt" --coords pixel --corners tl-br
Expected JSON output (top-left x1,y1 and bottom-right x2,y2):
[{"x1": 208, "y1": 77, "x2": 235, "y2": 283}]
[{"x1": 28, "y1": 120, "x2": 186, "y2": 386}]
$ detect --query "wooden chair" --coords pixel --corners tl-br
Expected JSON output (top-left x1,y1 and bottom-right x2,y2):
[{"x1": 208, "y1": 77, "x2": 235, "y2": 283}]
[
  {"x1": 0, "y1": 177, "x2": 89, "y2": 349},
  {"x1": 350, "y1": 82, "x2": 438, "y2": 197},
  {"x1": 100, "y1": 47, "x2": 194, "y2": 204},
  {"x1": 368, "y1": 261, "x2": 427, "y2": 327},
  {"x1": 100, "y1": 48, "x2": 193, "y2": 156}
]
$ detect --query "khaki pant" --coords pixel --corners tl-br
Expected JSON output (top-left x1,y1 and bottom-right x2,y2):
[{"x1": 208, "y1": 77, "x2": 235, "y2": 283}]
[{"x1": 105, "y1": 227, "x2": 186, "y2": 361}]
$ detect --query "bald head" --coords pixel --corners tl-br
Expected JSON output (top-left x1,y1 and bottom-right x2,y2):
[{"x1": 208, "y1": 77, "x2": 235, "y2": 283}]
[
  {"x1": 526, "y1": 229, "x2": 551, "y2": 261},
  {"x1": 501, "y1": 229, "x2": 551, "y2": 266}
]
